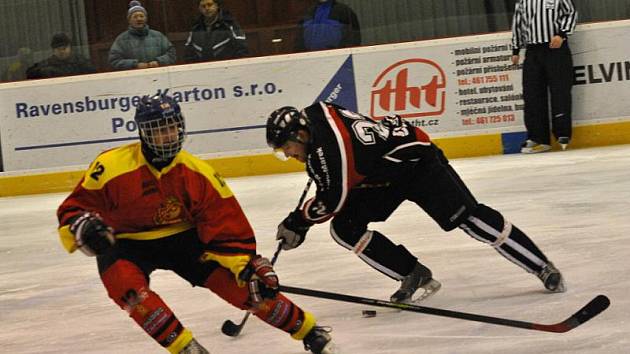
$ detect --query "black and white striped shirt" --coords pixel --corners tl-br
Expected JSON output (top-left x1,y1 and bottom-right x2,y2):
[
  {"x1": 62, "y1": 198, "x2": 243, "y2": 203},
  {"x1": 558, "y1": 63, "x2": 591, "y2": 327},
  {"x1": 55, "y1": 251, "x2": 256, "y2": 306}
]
[{"x1": 511, "y1": 0, "x2": 578, "y2": 53}]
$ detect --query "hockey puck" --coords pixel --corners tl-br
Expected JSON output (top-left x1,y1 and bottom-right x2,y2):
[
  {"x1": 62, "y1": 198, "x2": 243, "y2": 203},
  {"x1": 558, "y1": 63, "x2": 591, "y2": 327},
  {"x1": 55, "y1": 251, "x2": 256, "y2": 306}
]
[{"x1": 362, "y1": 310, "x2": 377, "y2": 317}]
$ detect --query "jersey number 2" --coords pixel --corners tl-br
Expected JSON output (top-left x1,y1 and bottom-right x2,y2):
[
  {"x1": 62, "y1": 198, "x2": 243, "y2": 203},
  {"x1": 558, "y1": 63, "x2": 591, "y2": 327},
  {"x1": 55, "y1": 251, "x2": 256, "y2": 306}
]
[{"x1": 90, "y1": 162, "x2": 105, "y2": 181}]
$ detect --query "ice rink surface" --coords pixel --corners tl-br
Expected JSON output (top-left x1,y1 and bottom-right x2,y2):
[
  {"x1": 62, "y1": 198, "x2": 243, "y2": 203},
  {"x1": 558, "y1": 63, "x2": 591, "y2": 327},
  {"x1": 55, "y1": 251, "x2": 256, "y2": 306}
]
[{"x1": 1, "y1": 144, "x2": 629, "y2": 354}]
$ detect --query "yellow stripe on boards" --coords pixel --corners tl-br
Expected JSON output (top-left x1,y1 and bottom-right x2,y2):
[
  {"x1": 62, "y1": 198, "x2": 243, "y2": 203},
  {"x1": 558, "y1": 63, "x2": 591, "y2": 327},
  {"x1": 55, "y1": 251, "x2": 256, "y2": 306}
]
[
  {"x1": 434, "y1": 133, "x2": 503, "y2": 158},
  {"x1": 0, "y1": 170, "x2": 85, "y2": 197},
  {"x1": 571, "y1": 120, "x2": 630, "y2": 149},
  {"x1": 2, "y1": 120, "x2": 629, "y2": 197}
]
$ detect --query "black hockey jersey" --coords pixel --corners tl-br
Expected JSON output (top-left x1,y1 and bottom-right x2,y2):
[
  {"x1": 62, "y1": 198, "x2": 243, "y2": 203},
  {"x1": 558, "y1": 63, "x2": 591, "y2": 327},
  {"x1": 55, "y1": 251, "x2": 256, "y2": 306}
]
[{"x1": 300, "y1": 101, "x2": 432, "y2": 223}]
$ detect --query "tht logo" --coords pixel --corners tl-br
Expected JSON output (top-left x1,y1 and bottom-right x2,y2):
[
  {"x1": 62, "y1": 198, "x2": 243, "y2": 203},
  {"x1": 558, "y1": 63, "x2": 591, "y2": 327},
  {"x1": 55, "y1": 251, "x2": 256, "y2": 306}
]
[{"x1": 370, "y1": 59, "x2": 446, "y2": 119}]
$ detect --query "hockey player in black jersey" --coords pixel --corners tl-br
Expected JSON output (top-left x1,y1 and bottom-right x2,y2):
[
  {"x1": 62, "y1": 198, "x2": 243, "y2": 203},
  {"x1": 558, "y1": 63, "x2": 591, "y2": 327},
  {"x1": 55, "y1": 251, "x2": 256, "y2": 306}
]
[{"x1": 266, "y1": 102, "x2": 565, "y2": 304}]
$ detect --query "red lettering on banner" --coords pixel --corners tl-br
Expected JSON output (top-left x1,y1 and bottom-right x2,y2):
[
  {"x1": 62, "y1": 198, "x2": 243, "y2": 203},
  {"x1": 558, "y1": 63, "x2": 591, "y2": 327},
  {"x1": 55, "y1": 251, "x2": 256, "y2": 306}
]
[{"x1": 371, "y1": 59, "x2": 446, "y2": 120}]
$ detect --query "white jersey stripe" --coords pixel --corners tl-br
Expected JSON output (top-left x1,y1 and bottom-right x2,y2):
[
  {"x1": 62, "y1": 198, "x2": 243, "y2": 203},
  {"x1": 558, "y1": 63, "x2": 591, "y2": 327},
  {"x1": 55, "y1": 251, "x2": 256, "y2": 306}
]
[
  {"x1": 330, "y1": 224, "x2": 405, "y2": 280},
  {"x1": 320, "y1": 102, "x2": 349, "y2": 214}
]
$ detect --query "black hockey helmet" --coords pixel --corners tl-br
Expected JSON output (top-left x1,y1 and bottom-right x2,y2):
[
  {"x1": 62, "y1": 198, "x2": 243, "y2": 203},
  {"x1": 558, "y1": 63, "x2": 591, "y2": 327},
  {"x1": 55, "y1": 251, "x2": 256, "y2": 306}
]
[
  {"x1": 134, "y1": 93, "x2": 186, "y2": 159},
  {"x1": 265, "y1": 106, "x2": 309, "y2": 149}
]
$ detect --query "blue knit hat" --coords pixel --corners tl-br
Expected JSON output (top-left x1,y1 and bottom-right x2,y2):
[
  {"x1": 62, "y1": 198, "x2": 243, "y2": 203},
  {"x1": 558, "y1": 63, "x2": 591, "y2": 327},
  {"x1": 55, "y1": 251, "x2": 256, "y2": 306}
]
[{"x1": 127, "y1": 1, "x2": 147, "y2": 18}]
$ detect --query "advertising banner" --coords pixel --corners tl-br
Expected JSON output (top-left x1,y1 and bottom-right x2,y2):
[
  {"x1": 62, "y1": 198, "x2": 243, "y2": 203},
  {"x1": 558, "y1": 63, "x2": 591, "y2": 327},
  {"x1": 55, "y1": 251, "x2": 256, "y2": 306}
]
[
  {"x1": 0, "y1": 55, "x2": 351, "y2": 171},
  {"x1": 353, "y1": 21, "x2": 630, "y2": 135},
  {"x1": 1, "y1": 21, "x2": 629, "y2": 172}
]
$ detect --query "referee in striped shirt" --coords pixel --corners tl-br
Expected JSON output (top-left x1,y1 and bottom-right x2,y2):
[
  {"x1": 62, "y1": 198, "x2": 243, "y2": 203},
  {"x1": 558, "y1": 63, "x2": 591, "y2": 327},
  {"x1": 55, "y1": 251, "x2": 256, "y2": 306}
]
[{"x1": 511, "y1": 0, "x2": 578, "y2": 153}]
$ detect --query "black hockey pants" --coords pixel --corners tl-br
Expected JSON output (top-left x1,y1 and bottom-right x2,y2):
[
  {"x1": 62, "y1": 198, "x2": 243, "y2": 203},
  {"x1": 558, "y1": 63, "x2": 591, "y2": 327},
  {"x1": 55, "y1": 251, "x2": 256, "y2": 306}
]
[{"x1": 330, "y1": 145, "x2": 550, "y2": 280}]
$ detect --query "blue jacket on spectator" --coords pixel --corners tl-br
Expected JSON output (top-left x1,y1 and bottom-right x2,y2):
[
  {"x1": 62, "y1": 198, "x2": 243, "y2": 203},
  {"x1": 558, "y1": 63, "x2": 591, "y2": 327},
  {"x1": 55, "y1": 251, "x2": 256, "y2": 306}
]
[
  {"x1": 296, "y1": 0, "x2": 361, "y2": 52},
  {"x1": 109, "y1": 26, "x2": 176, "y2": 70}
]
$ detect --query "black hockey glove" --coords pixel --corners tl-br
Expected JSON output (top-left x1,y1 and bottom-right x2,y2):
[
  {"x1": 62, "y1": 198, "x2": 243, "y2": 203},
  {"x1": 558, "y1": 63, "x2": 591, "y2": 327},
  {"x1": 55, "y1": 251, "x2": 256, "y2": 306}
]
[
  {"x1": 276, "y1": 210, "x2": 314, "y2": 250},
  {"x1": 239, "y1": 255, "x2": 279, "y2": 306},
  {"x1": 70, "y1": 212, "x2": 115, "y2": 257}
]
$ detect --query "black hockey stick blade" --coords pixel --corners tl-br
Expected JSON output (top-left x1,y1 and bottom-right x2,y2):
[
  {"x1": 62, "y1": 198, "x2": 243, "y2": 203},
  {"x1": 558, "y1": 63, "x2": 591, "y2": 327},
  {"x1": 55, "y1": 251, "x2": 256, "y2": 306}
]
[
  {"x1": 279, "y1": 285, "x2": 610, "y2": 333},
  {"x1": 220, "y1": 179, "x2": 314, "y2": 337},
  {"x1": 531, "y1": 294, "x2": 610, "y2": 333},
  {"x1": 221, "y1": 312, "x2": 251, "y2": 337},
  {"x1": 220, "y1": 243, "x2": 284, "y2": 336}
]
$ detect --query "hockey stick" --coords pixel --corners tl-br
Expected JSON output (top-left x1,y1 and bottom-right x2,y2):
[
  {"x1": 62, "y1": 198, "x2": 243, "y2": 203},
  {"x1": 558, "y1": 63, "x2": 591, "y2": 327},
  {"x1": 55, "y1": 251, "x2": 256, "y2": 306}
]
[
  {"x1": 221, "y1": 178, "x2": 314, "y2": 337},
  {"x1": 221, "y1": 242, "x2": 283, "y2": 337},
  {"x1": 279, "y1": 285, "x2": 610, "y2": 333}
]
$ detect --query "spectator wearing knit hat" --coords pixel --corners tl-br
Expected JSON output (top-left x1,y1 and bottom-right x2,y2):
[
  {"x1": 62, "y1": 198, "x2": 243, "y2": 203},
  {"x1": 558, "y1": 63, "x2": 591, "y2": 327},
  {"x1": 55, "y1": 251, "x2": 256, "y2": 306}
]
[
  {"x1": 108, "y1": 0, "x2": 176, "y2": 70},
  {"x1": 26, "y1": 32, "x2": 96, "y2": 79}
]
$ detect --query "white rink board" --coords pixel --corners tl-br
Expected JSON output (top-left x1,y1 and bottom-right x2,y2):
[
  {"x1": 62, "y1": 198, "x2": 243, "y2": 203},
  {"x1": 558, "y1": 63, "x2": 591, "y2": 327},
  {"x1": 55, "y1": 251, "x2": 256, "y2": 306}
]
[
  {"x1": 0, "y1": 56, "x2": 346, "y2": 171},
  {"x1": 1, "y1": 20, "x2": 629, "y2": 172}
]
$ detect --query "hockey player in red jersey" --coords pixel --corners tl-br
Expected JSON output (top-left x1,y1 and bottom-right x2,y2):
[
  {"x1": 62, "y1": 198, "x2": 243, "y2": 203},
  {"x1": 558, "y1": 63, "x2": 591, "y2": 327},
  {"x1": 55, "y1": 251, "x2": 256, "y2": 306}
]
[
  {"x1": 266, "y1": 102, "x2": 566, "y2": 304},
  {"x1": 56, "y1": 93, "x2": 337, "y2": 354}
]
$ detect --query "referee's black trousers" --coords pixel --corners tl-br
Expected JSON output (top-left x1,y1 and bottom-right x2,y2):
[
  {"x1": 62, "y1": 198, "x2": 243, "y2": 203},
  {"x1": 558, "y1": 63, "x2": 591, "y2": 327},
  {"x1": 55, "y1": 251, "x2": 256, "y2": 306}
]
[{"x1": 522, "y1": 42, "x2": 573, "y2": 145}]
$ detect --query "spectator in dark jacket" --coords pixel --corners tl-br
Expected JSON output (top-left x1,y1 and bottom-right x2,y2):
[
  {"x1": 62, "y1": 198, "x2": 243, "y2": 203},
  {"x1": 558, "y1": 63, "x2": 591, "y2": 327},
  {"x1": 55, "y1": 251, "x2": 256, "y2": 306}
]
[
  {"x1": 109, "y1": 1, "x2": 176, "y2": 70},
  {"x1": 295, "y1": 0, "x2": 361, "y2": 52},
  {"x1": 184, "y1": 0, "x2": 248, "y2": 63},
  {"x1": 26, "y1": 33, "x2": 96, "y2": 79}
]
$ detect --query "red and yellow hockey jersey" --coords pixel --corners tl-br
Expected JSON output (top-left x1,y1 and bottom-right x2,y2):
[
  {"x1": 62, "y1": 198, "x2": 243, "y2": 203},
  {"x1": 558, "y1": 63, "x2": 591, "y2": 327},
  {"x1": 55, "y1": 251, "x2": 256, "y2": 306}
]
[{"x1": 57, "y1": 143, "x2": 256, "y2": 275}]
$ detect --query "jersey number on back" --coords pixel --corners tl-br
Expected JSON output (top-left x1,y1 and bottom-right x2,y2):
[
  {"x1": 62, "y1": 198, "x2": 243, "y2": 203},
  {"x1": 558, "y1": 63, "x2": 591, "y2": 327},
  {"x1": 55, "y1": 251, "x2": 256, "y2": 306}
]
[
  {"x1": 339, "y1": 109, "x2": 390, "y2": 146},
  {"x1": 338, "y1": 109, "x2": 411, "y2": 145}
]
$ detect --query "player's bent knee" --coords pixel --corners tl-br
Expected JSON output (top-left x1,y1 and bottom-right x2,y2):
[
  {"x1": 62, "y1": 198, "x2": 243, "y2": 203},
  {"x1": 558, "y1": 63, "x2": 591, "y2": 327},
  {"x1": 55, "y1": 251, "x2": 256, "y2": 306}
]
[
  {"x1": 330, "y1": 218, "x2": 367, "y2": 249},
  {"x1": 433, "y1": 202, "x2": 477, "y2": 231},
  {"x1": 100, "y1": 259, "x2": 186, "y2": 349},
  {"x1": 459, "y1": 204, "x2": 511, "y2": 247},
  {"x1": 100, "y1": 259, "x2": 149, "y2": 307},
  {"x1": 471, "y1": 204, "x2": 504, "y2": 229},
  {"x1": 203, "y1": 267, "x2": 250, "y2": 310}
]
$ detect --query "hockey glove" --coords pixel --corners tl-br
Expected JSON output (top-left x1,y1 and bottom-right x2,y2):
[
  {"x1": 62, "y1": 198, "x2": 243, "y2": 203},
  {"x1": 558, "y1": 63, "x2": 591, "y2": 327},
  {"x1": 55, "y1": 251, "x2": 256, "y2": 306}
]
[
  {"x1": 276, "y1": 210, "x2": 314, "y2": 250},
  {"x1": 70, "y1": 212, "x2": 115, "y2": 257},
  {"x1": 239, "y1": 255, "x2": 279, "y2": 306}
]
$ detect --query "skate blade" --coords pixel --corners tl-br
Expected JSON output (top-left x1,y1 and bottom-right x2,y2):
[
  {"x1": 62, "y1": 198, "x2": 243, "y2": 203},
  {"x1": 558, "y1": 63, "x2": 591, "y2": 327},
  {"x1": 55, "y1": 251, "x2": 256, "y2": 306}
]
[
  {"x1": 321, "y1": 341, "x2": 341, "y2": 354},
  {"x1": 362, "y1": 279, "x2": 442, "y2": 316},
  {"x1": 413, "y1": 278, "x2": 441, "y2": 302}
]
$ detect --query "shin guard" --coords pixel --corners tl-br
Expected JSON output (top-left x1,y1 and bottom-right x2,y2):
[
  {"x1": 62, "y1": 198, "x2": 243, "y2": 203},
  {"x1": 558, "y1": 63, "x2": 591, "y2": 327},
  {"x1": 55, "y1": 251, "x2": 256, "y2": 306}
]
[
  {"x1": 205, "y1": 267, "x2": 316, "y2": 340},
  {"x1": 100, "y1": 260, "x2": 192, "y2": 353},
  {"x1": 460, "y1": 204, "x2": 548, "y2": 273}
]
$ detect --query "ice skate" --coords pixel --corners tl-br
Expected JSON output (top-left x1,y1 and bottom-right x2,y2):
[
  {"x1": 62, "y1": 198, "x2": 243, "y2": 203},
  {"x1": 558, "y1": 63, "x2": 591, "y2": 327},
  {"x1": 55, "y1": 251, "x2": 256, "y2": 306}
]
[
  {"x1": 521, "y1": 140, "x2": 551, "y2": 154},
  {"x1": 538, "y1": 262, "x2": 566, "y2": 293},
  {"x1": 303, "y1": 326, "x2": 339, "y2": 354},
  {"x1": 390, "y1": 263, "x2": 441, "y2": 304},
  {"x1": 179, "y1": 338, "x2": 209, "y2": 354},
  {"x1": 557, "y1": 137, "x2": 570, "y2": 151}
]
